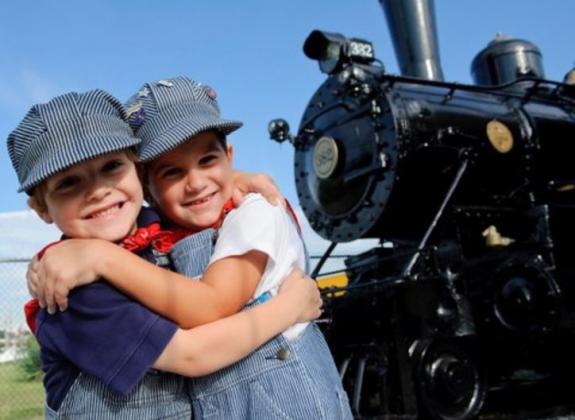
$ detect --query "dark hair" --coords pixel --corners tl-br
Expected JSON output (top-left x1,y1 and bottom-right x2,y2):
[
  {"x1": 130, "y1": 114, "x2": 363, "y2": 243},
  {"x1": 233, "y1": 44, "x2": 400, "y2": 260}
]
[{"x1": 215, "y1": 130, "x2": 227, "y2": 149}]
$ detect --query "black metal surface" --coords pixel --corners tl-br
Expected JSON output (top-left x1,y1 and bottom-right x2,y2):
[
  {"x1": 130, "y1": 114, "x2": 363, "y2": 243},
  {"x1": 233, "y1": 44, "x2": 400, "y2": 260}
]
[
  {"x1": 379, "y1": 0, "x2": 444, "y2": 80},
  {"x1": 295, "y1": 68, "x2": 575, "y2": 244}
]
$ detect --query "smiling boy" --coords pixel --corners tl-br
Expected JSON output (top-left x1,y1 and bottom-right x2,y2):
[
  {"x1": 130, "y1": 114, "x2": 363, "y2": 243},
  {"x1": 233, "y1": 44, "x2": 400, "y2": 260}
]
[
  {"x1": 147, "y1": 131, "x2": 233, "y2": 231},
  {"x1": 30, "y1": 150, "x2": 142, "y2": 241}
]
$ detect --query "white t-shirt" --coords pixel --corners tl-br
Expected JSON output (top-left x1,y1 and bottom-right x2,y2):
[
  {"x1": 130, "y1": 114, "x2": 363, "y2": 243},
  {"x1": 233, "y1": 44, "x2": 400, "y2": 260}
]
[{"x1": 209, "y1": 193, "x2": 308, "y2": 340}]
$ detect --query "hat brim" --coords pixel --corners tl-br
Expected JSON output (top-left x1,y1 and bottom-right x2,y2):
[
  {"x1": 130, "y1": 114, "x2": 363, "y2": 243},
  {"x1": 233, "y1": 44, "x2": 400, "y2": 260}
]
[
  {"x1": 19, "y1": 133, "x2": 141, "y2": 192},
  {"x1": 138, "y1": 113, "x2": 242, "y2": 162}
]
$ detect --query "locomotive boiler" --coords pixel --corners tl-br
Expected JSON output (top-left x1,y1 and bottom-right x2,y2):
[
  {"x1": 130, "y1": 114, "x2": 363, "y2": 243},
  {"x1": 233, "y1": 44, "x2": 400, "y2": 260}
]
[{"x1": 269, "y1": 0, "x2": 575, "y2": 419}]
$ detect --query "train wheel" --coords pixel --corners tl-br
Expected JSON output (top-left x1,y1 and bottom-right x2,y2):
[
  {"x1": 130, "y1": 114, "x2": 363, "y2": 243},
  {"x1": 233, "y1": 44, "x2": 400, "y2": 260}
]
[{"x1": 413, "y1": 340, "x2": 485, "y2": 420}]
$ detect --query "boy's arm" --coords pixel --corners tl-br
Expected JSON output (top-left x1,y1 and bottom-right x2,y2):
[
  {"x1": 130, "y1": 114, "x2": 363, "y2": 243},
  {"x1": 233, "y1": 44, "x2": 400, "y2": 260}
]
[
  {"x1": 153, "y1": 268, "x2": 321, "y2": 377},
  {"x1": 36, "y1": 239, "x2": 264, "y2": 328}
]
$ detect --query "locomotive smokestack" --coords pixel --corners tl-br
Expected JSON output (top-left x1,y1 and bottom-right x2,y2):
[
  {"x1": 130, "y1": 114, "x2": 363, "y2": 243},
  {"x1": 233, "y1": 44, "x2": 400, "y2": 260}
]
[{"x1": 379, "y1": 0, "x2": 444, "y2": 81}]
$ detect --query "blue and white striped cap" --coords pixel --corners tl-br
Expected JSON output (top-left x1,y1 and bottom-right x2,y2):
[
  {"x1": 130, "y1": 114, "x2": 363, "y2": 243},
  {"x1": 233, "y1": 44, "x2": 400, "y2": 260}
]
[
  {"x1": 7, "y1": 89, "x2": 141, "y2": 193},
  {"x1": 125, "y1": 76, "x2": 242, "y2": 162}
]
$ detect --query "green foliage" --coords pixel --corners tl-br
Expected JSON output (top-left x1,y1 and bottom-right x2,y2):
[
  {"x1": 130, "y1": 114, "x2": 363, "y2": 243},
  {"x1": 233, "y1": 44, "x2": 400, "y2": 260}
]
[
  {"x1": 19, "y1": 336, "x2": 42, "y2": 381},
  {"x1": 0, "y1": 362, "x2": 44, "y2": 419}
]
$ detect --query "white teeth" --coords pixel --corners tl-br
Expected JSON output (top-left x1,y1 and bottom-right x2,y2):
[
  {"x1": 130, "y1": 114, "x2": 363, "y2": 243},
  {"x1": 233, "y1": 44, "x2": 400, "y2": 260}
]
[
  {"x1": 190, "y1": 195, "x2": 211, "y2": 205},
  {"x1": 91, "y1": 205, "x2": 120, "y2": 219}
]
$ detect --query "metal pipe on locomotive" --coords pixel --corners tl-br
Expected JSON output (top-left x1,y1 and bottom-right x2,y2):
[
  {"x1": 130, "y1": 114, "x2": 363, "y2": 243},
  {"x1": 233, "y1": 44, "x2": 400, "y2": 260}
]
[{"x1": 269, "y1": 0, "x2": 575, "y2": 419}]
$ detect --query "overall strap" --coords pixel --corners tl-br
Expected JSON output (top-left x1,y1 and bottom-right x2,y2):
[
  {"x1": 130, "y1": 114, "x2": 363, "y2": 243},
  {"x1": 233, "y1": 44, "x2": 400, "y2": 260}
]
[{"x1": 285, "y1": 199, "x2": 311, "y2": 274}]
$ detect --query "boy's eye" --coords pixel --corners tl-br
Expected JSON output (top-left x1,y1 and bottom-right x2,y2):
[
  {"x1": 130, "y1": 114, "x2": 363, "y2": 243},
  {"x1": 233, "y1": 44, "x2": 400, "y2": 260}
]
[
  {"x1": 199, "y1": 154, "x2": 218, "y2": 165},
  {"x1": 54, "y1": 176, "x2": 80, "y2": 192},
  {"x1": 101, "y1": 159, "x2": 125, "y2": 173},
  {"x1": 159, "y1": 167, "x2": 183, "y2": 179}
]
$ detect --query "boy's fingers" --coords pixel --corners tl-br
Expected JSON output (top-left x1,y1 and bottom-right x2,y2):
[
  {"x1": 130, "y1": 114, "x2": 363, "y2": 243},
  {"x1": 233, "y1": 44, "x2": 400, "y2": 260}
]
[
  {"x1": 231, "y1": 189, "x2": 244, "y2": 207},
  {"x1": 30, "y1": 255, "x2": 40, "y2": 271},
  {"x1": 26, "y1": 271, "x2": 39, "y2": 298},
  {"x1": 55, "y1": 285, "x2": 69, "y2": 312},
  {"x1": 262, "y1": 189, "x2": 285, "y2": 208},
  {"x1": 56, "y1": 296, "x2": 68, "y2": 312},
  {"x1": 252, "y1": 173, "x2": 285, "y2": 207},
  {"x1": 46, "y1": 299, "x2": 56, "y2": 314},
  {"x1": 44, "y1": 278, "x2": 57, "y2": 315},
  {"x1": 276, "y1": 195, "x2": 287, "y2": 208},
  {"x1": 26, "y1": 258, "x2": 41, "y2": 297},
  {"x1": 37, "y1": 289, "x2": 46, "y2": 309},
  {"x1": 35, "y1": 269, "x2": 46, "y2": 308}
]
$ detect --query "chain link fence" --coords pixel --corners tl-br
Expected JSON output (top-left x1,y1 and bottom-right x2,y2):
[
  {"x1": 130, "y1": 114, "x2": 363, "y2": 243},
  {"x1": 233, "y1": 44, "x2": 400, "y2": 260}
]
[{"x1": 0, "y1": 258, "x2": 44, "y2": 419}]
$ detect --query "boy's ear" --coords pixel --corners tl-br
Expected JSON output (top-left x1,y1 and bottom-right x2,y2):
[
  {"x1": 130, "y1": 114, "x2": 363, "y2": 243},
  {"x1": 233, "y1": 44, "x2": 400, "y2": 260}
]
[
  {"x1": 28, "y1": 196, "x2": 53, "y2": 224},
  {"x1": 143, "y1": 185, "x2": 158, "y2": 208},
  {"x1": 226, "y1": 144, "x2": 234, "y2": 164},
  {"x1": 138, "y1": 164, "x2": 159, "y2": 207},
  {"x1": 136, "y1": 162, "x2": 145, "y2": 183}
]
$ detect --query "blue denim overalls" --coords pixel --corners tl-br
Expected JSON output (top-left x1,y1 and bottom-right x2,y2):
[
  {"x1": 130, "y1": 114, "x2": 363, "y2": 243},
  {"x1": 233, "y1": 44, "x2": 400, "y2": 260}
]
[
  {"x1": 171, "y1": 230, "x2": 353, "y2": 420},
  {"x1": 45, "y1": 371, "x2": 192, "y2": 419}
]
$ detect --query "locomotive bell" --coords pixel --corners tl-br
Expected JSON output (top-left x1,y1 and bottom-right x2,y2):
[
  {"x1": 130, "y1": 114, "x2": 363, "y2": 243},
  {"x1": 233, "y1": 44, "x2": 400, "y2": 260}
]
[{"x1": 471, "y1": 34, "x2": 545, "y2": 86}]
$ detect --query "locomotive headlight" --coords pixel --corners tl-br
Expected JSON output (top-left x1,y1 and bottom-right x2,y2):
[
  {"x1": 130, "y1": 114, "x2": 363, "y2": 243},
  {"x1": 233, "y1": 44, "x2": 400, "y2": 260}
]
[{"x1": 304, "y1": 30, "x2": 376, "y2": 75}]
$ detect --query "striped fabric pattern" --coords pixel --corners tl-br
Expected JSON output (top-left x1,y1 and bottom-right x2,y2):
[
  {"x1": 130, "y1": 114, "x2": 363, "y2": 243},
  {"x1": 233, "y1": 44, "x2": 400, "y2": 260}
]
[
  {"x1": 189, "y1": 324, "x2": 354, "y2": 419},
  {"x1": 170, "y1": 228, "x2": 216, "y2": 278},
  {"x1": 125, "y1": 76, "x2": 242, "y2": 162},
  {"x1": 7, "y1": 89, "x2": 140, "y2": 192},
  {"x1": 45, "y1": 371, "x2": 192, "y2": 419}
]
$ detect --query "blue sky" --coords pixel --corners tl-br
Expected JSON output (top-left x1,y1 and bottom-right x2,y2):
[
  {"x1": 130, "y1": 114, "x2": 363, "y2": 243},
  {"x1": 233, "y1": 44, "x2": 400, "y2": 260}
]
[{"x1": 0, "y1": 1, "x2": 574, "y2": 213}]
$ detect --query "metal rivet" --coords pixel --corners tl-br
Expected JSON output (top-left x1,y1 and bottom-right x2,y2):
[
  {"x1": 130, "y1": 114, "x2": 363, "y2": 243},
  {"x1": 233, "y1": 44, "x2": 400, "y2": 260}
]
[{"x1": 276, "y1": 348, "x2": 290, "y2": 360}]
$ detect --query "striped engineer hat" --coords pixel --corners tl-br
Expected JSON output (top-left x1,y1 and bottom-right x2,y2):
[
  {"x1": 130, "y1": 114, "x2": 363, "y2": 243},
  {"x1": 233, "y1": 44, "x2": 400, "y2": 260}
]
[
  {"x1": 125, "y1": 76, "x2": 243, "y2": 162},
  {"x1": 7, "y1": 89, "x2": 141, "y2": 193}
]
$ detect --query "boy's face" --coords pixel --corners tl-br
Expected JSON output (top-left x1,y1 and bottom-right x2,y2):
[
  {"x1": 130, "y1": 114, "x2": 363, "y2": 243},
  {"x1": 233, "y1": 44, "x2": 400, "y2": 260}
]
[
  {"x1": 30, "y1": 151, "x2": 143, "y2": 242},
  {"x1": 147, "y1": 131, "x2": 234, "y2": 229}
]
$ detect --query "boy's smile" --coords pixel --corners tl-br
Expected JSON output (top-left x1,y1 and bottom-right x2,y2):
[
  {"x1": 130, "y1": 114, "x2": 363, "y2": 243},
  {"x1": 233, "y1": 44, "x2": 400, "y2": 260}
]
[
  {"x1": 32, "y1": 151, "x2": 143, "y2": 242},
  {"x1": 147, "y1": 131, "x2": 234, "y2": 229},
  {"x1": 182, "y1": 191, "x2": 217, "y2": 210},
  {"x1": 86, "y1": 202, "x2": 125, "y2": 220}
]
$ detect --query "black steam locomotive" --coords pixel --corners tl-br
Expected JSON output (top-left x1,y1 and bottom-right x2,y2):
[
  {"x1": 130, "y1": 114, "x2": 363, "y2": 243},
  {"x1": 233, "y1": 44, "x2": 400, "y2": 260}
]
[{"x1": 269, "y1": 0, "x2": 575, "y2": 419}]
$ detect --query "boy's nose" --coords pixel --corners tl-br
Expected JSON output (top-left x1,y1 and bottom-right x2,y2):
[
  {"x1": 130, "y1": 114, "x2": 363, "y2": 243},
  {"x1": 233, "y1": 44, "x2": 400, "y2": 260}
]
[
  {"x1": 184, "y1": 171, "x2": 204, "y2": 193},
  {"x1": 86, "y1": 180, "x2": 112, "y2": 201}
]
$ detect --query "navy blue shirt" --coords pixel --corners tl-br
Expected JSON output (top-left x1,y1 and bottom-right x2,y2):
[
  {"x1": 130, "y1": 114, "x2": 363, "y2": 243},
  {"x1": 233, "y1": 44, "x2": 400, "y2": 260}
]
[{"x1": 36, "y1": 208, "x2": 178, "y2": 410}]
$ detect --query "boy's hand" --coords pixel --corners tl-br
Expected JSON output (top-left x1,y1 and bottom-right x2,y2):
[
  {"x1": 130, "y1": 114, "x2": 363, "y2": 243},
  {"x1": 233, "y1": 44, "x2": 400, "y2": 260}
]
[
  {"x1": 232, "y1": 171, "x2": 286, "y2": 208},
  {"x1": 26, "y1": 255, "x2": 41, "y2": 300},
  {"x1": 278, "y1": 268, "x2": 322, "y2": 323},
  {"x1": 36, "y1": 239, "x2": 108, "y2": 314}
]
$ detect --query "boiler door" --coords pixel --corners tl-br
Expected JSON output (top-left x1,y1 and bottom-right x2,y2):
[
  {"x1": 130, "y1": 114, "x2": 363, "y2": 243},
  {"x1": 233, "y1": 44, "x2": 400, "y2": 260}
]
[{"x1": 295, "y1": 76, "x2": 398, "y2": 242}]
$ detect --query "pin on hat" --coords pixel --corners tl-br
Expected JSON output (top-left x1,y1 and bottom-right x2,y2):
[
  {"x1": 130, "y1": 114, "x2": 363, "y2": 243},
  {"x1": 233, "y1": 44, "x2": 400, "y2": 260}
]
[{"x1": 125, "y1": 76, "x2": 243, "y2": 162}]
